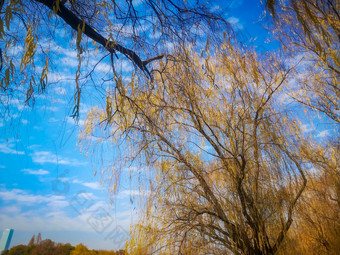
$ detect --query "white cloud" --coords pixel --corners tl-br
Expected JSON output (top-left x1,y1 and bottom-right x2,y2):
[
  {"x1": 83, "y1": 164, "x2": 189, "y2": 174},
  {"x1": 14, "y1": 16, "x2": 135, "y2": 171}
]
[
  {"x1": 301, "y1": 124, "x2": 314, "y2": 133},
  {"x1": 132, "y1": 0, "x2": 143, "y2": 6},
  {"x1": 53, "y1": 98, "x2": 67, "y2": 104},
  {"x1": 27, "y1": 144, "x2": 40, "y2": 150},
  {"x1": 82, "y1": 182, "x2": 102, "y2": 190},
  {"x1": 149, "y1": 31, "x2": 161, "y2": 40},
  {"x1": 21, "y1": 168, "x2": 50, "y2": 175},
  {"x1": 0, "y1": 188, "x2": 126, "y2": 233},
  {"x1": 60, "y1": 57, "x2": 80, "y2": 68},
  {"x1": 7, "y1": 45, "x2": 24, "y2": 56},
  {"x1": 3, "y1": 98, "x2": 28, "y2": 111},
  {"x1": 84, "y1": 135, "x2": 100, "y2": 143},
  {"x1": 0, "y1": 212, "x2": 130, "y2": 250},
  {"x1": 75, "y1": 192, "x2": 97, "y2": 200},
  {"x1": 93, "y1": 62, "x2": 112, "y2": 73},
  {"x1": 40, "y1": 105, "x2": 59, "y2": 112},
  {"x1": 227, "y1": 17, "x2": 243, "y2": 30},
  {"x1": 0, "y1": 186, "x2": 132, "y2": 250},
  {"x1": 0, "y1": 141, "x2": 25, "y2": 155},
  {"x1": 210, "y1": 5, "x2": 221, "y2": 13},
  {"x1": 47, "y1": 72, "x2": 75, "y2": 83},
  {"x1": 0, "y1": 188, "x2": 66, "y2": 206},
  {"x1": 118, "y1": 189, "x2": 150, "y2": 199},
  {"x1": 1, "y1": 205, "x2": 21, "y2": 214},
  {"x1": 21, "y1": 119, "x2": 28, "y2": 125},
  {"x1": 48, "y1": 117, "x2": 59, "y2": 123},
  {"x1": 317, "y1": 130, "x2": 330, "y2": 138},
  {"x1": 53, "y1": 86, "x2": 67, "y2": 96},
  {"x1": 79, "y1": 103, "x2": 93, "y2": 114},
  {"x1": 67, "y1": 117, "x2": 85, "y2": 127},
  {"x1": 62, "y1": 48, "x2": 78, "y2": 58},
  {"x1": 31, "y1": 151, "x2": 86, "y2": 166},
  {"x1": 123, "y1": 166, "x2": 148, "y2": 173},
  {"x1": 114, "y1": 60, "x2": 134, "y2": 73},
  {"x1": 0, "y1": 212, "x2": 94, "y2": 232},
  {"x1": 72, "y1": 179, "x2": 103, "y2": 190}
]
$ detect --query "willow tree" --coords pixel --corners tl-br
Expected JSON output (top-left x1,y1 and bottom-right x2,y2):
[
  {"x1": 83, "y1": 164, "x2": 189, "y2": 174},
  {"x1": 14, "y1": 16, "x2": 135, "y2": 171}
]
[
  {"x1": 266, "y1": 0, "x2": 340, "y2": 124},
  {"x1": 82, "y1": 39, "x2": 310, "y2": 254},
  {"x1": 0, "y1": 0, "x2": 226, "y2": 116},
  {"x1": 265, "y1": 3, "x2": 340, "y2": 253},
  {"x1": 291, "y1": 129, "x2": 339, "y2": 254}
]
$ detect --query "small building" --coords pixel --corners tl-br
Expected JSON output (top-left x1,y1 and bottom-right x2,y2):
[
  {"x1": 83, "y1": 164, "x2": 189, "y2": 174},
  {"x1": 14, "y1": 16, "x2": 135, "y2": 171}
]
[{"x1": 0, "y1": 229, "x2": 14, "y2": 254}]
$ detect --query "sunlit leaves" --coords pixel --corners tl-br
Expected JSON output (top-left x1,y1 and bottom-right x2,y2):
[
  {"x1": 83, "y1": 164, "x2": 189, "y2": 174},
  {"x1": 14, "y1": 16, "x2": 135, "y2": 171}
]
[
  {"x1": 0, "y1": 60, "x2": 14, "y2": 89},
  {"x1": 20, "y1": 25, "x2": 37, "y2": 72}
]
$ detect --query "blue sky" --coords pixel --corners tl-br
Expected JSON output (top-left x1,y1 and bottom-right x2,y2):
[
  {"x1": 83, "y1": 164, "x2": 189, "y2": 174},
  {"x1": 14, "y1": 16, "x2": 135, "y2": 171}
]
[
  {"x1": 0, "y1": 0, "x2": 332, "y2": 251},
  {"x1": 0, "y1": 96, "x2": 135, "y2": 250}
]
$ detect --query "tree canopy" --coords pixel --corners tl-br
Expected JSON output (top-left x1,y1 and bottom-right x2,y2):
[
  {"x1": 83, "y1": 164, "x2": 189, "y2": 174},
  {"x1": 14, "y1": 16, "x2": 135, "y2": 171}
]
[{"x1": 2, "y1": 234, "x2": 125, "y2": 255}]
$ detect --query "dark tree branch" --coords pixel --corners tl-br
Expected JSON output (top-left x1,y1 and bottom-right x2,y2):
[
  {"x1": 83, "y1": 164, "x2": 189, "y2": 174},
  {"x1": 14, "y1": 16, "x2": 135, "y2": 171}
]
[{"x1": 34, "y1": 0, "x2": 164, "y2": 78}]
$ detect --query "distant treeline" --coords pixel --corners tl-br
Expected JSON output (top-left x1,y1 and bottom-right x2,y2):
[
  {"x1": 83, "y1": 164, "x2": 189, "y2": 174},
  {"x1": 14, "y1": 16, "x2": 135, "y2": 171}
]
[{"x1": 3, "y1": 233, "x2": 125, "y2": 255}]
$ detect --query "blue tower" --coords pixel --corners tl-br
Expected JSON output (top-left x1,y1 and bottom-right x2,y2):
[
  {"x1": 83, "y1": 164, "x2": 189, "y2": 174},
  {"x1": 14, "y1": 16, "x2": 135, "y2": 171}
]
[{"x1": 0, "y1": 229, "x2": 14, "y2": 254}]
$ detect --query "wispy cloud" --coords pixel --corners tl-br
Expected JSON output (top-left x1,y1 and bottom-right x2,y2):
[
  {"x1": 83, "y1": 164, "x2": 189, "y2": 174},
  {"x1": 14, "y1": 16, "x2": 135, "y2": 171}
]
[
  {"x1": 0, "y1": 209, "x2": 94, "y2": 233},
  {"x1": 21, "y1": 168, "x2": 50, "y2": 175},
  {"x1": 301, "y1": 124, "x2": 314, "y2": 133},
  {"x1": 0, "y1": 187, "x2": 131, "y2": 249},
  {"x1": 0, "y1": 165, "x2": 5, "y2": 168},
  {"x1": 31, "y1": 151, "x2": 86, "y2": 166},
  {"x1": 118, "y1": 189, "x2": 150, "y2": 199},
  {"x1": 227, "y1": 17, "x2": 243, "y2": 30},
  {"x1": 0, "y1": 212, "x2": 130, "y2": 250},
  {"x1": 317, "y1": 130, "x2": 330, "y2": 138},
  {"x1": 67, "y1": 117, "x2": 85, "y2": 127},
  {"x1": 40, "y1": 105, "x2": 59, "y2": 112},
  {"x1": 53, "y1": 86, "x2": 67, "y2": 96},
  {"x1": 132, "y1": 0, "x2": 143, "y2": 6},
  {"x1": 3, "y1": 98, "x2": 29, "y2": 111},
  {"x1": 47, "y1": 72, "x2": 75, "y2": 83},
  {"x1": 79, "y1": 103, "x2": 93, "y2": 114},
  {"x1": 82, "y1": 182, "x2": 102, "y2": 190},
  {"x1": 0, "y1": 188, "x2": 66, "y2": 206},
  {"x1": 72, "y1": 179, "x2": 103, "y2": 190},
  {"x1": 0, "y1": 141, "x2": 25, "y2": 155},
  {"x1": 0, "y1": 188, "x2": 106, "y2": 231},
  {"x1": 210, "y1": 5, "x2": 221, "y2": 13},
  {"x1": 0, "y1": 205, "x2": 21, "y2": 214}
]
